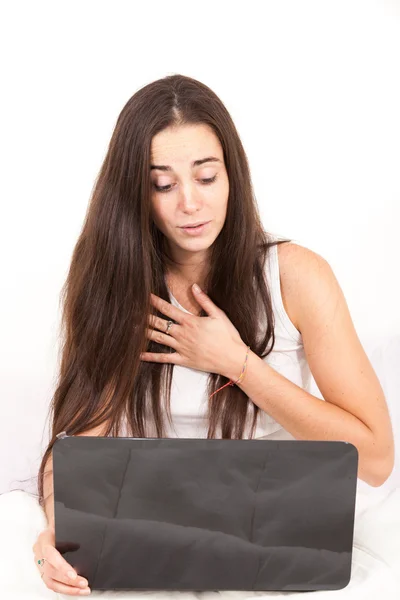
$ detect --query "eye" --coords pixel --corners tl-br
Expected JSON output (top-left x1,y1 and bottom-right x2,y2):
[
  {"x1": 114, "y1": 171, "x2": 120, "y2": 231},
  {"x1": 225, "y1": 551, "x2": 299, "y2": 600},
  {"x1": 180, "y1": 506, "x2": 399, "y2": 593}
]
[
  {"x1": 153, "y1": 175, "x2": 218, "y2": 193},
  {"x1": 201, "y1": 176, "x2": 217, "y2": 185},
  {"x1": 153, "y1": 183, "x2": 174, "y2": 192}
]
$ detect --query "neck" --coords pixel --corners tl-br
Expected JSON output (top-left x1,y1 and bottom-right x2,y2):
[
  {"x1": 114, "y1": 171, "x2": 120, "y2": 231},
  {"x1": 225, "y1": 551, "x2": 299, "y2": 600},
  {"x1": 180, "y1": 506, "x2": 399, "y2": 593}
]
[{"x1": 165, "y1": 267, "x2": 209, "y2": 298}]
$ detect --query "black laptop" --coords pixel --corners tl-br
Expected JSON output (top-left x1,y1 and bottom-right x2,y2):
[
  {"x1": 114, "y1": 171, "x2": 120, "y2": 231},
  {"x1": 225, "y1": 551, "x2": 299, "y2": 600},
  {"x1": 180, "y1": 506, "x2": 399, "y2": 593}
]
[{"x1": 52, "y1": 432, "x2": 358, "y2": 592}]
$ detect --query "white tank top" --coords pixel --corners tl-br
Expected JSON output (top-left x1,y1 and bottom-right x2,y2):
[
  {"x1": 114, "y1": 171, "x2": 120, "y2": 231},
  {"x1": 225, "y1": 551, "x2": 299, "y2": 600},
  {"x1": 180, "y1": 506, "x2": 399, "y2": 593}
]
[{"x1": 120, "y1": 238, "x2": 312, "y2": 440}]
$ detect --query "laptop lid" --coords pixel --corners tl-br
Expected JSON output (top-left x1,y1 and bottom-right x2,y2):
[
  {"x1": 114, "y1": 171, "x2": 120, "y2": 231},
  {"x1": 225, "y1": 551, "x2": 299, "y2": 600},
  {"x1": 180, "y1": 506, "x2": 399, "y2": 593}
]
[{"x1": 52, "y1": 433, "x2": 358, "y2": 592}]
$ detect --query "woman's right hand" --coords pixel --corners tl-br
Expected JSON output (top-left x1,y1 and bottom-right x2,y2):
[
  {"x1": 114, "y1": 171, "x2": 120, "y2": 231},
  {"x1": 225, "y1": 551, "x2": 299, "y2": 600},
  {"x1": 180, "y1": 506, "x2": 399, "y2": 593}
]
[{"x1": 32, "y1": 524, "x2": 91, "y2": 595}]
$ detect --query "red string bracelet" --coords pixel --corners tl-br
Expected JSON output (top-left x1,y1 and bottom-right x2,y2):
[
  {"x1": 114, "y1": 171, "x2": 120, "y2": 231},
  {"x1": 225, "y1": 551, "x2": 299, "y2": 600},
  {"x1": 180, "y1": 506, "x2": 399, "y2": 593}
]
[{"x1": 209, "y1": 345, "x2": 251, "y2": 400}]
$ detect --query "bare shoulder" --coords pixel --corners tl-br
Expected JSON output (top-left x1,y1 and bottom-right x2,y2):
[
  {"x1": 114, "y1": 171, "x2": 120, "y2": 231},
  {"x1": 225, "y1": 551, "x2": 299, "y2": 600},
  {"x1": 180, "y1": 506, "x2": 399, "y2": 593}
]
[
  {"x1": 276, "y1": 241, "x2": 329, "y2": 282},
  {"x1": 276, "y1": 242, "x2": 334, "y2": 333}
]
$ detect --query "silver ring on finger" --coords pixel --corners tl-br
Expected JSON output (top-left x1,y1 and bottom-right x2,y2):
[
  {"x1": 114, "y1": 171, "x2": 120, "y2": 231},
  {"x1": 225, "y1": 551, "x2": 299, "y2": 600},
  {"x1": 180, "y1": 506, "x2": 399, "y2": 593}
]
[{"x1": 165, "y1": 320, "x2": 173, "y2": 335}]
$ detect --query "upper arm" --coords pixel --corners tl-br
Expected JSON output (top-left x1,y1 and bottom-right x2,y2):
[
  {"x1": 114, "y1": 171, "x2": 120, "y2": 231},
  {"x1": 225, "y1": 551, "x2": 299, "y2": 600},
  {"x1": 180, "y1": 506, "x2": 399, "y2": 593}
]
[{"x1": 278, "y1": 243, "x2": 394, "y2": 468}]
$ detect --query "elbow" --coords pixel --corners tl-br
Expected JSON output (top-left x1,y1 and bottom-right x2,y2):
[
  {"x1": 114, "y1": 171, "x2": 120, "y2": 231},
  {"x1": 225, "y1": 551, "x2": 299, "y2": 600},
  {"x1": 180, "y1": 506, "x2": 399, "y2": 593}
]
[
  {"x1": 367, "y1": 456, "x2": 395, "y2": 488},
  {"x1": 364, "y1": 427, "x2": 396, "y2": 487}
]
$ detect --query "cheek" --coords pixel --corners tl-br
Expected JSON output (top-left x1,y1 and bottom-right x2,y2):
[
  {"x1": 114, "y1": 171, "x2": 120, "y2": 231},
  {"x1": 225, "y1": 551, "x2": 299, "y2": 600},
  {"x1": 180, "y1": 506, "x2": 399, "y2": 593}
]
[
  {"x1": 216, "y1": 183, "x2": 229, "y2": 215},
  {"x1": 215, "y1": 175, "x2": 229, "y2": 205},
  {"x1": 151, "y1": 201, "x2": 172, "y2": 231}
]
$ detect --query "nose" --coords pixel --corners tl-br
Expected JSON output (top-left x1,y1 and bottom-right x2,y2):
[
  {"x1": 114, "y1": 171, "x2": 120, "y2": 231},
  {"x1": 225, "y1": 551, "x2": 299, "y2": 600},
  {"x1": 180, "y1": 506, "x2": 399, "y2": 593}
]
[{"x1": 178, "y1": 182, "x2": 204, "y2": 213}]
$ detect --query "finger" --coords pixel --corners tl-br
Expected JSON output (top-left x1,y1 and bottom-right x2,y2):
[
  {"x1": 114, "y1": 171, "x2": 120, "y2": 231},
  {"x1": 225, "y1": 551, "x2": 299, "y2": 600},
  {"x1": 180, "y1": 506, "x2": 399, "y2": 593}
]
[
  {"x1": 147, "y1": 315, "x2": 184, "y2": 340},
  {"x1": 42, "y1": 571, "x2": 91, "y2": 595},
  {"x1": 150, "y1": 293, "x2": 186, "y2": 324},
  {"x1": 44, "y1": 563, "x2": 90, "y2": 593},
  {"x1": 148, "y1": 313, "x2": 170, "y2": 331},
  {"x1": 140, "y1": 351, "x2": 181, "y2": 364},
  {"x1": 37, "y1": 529, "x2": 85, "y2": 585},
  {"x1": 190, "y1": 284, "x2": 221, "y2": 317},
  {"x1": 146, "y1": 327, "x2": 179, "y2": 350}
]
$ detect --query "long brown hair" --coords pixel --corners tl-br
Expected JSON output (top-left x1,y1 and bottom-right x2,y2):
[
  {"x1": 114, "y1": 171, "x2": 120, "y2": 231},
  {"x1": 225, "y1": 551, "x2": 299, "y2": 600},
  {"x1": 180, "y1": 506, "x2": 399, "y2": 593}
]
[{"x1": 14, "y1": 74, "x2": 292, "y2": 510}]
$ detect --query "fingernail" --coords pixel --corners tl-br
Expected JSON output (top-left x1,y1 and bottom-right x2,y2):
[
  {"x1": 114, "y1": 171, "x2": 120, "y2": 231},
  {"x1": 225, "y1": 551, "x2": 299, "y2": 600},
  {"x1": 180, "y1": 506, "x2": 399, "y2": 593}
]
[
  {"x1": 79, "y1": 580, "x2": 88, "y2": 587},
  {"x1": 67, "y1": 570, "x2": 77, "y2": 579},
  {"x1": 79, "y1": 589, "x2": 91, "y2": 595}
]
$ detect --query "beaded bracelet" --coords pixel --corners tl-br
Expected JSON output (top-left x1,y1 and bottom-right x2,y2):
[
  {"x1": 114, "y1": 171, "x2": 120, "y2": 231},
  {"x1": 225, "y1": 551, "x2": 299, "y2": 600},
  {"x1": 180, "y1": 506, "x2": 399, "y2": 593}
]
[{"x1": 209, "y1": 345, "x2": 251, "y2": 399}]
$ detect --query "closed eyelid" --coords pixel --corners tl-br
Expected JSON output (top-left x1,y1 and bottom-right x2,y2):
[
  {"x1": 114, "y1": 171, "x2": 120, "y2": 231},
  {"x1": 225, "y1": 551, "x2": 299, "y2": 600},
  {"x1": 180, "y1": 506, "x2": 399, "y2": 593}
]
[{"x1": 153, "y1": 173, "x2": 218, "y2": 193}]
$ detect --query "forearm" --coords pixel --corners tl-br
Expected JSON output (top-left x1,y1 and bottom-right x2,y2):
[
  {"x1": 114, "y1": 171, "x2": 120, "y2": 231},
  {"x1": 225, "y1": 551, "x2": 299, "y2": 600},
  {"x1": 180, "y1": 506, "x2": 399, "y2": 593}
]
[
  {"x1": 43, "y1": 453, "x2": 55, "y2": 528},
  {"x1": 224, "y1": 345, "x2": 384, "y2": 487}
]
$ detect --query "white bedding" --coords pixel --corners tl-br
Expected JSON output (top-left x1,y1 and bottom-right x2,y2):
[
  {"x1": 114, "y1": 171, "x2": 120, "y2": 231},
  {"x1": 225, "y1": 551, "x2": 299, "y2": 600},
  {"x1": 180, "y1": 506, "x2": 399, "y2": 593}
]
[{"x1": 1, "y1": 484, "x2": 399, "y2": 600}]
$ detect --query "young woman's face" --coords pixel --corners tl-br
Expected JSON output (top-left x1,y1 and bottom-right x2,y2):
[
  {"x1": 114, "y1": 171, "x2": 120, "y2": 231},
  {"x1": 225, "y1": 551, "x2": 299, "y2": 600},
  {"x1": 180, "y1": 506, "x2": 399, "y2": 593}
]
[{"x1": 150, "y1": 124, "x2": 229, "y2": 264}]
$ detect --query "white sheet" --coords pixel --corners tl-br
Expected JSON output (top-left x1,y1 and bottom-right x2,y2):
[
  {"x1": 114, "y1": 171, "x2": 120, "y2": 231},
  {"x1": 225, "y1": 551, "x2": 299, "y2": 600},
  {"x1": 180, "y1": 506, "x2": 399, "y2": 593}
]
[{"x1": 1, "y1": 484, "x2": 399, "y2": 600}]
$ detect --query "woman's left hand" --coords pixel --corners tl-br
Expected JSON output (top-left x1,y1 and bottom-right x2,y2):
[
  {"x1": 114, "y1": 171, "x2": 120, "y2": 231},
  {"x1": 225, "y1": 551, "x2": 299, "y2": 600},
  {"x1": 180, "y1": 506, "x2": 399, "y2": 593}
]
[{"x1": 140, "y1": 284, "x2": 246, "y2": 377}]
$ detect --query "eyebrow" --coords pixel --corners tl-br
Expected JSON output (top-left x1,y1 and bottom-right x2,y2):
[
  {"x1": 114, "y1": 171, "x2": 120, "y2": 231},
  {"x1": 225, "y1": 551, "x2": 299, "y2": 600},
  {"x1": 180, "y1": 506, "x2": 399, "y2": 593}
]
[{"x1": 150, "y1": 156, "x2": 222, "y2": 172}]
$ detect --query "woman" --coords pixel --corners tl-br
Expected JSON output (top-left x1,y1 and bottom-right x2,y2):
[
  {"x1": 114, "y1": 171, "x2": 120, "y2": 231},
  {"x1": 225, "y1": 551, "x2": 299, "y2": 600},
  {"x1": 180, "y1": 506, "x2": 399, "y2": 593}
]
[{"x1": 32, "y1": 74, "x2": 394, "y2": 595}]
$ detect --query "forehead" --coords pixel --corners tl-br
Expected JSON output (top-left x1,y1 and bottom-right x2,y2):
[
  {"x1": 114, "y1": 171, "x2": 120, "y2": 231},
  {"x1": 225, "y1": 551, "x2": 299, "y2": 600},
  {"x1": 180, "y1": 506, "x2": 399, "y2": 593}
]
[{"x1": 150, "y1": 124, "x2": 222, "y2": 165}]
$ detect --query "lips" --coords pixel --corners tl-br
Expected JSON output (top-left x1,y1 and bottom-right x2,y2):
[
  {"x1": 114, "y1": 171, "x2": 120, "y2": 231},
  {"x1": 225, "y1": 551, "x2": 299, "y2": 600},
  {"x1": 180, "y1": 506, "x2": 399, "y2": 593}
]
[
  {"x1": 179, "y1": 221, "x2": 210, "y2": 236},
  {"x1": 180, "y1": 221, "x2": 209, "y2": 228}
]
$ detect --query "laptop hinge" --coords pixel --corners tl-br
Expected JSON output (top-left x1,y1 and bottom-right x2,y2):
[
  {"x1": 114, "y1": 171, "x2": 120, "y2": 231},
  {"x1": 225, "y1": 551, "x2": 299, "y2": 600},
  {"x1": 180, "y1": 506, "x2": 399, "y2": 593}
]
[{"x1": 56, "y1": 430, "x2": 70, "y2": 439}]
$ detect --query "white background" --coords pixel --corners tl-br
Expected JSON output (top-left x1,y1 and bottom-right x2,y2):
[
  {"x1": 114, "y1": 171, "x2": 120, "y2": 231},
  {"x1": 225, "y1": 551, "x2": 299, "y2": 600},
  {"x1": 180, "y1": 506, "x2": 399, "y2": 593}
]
[{"x1": 0, "y1": 0, "x2": 399, "y2": 493}]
